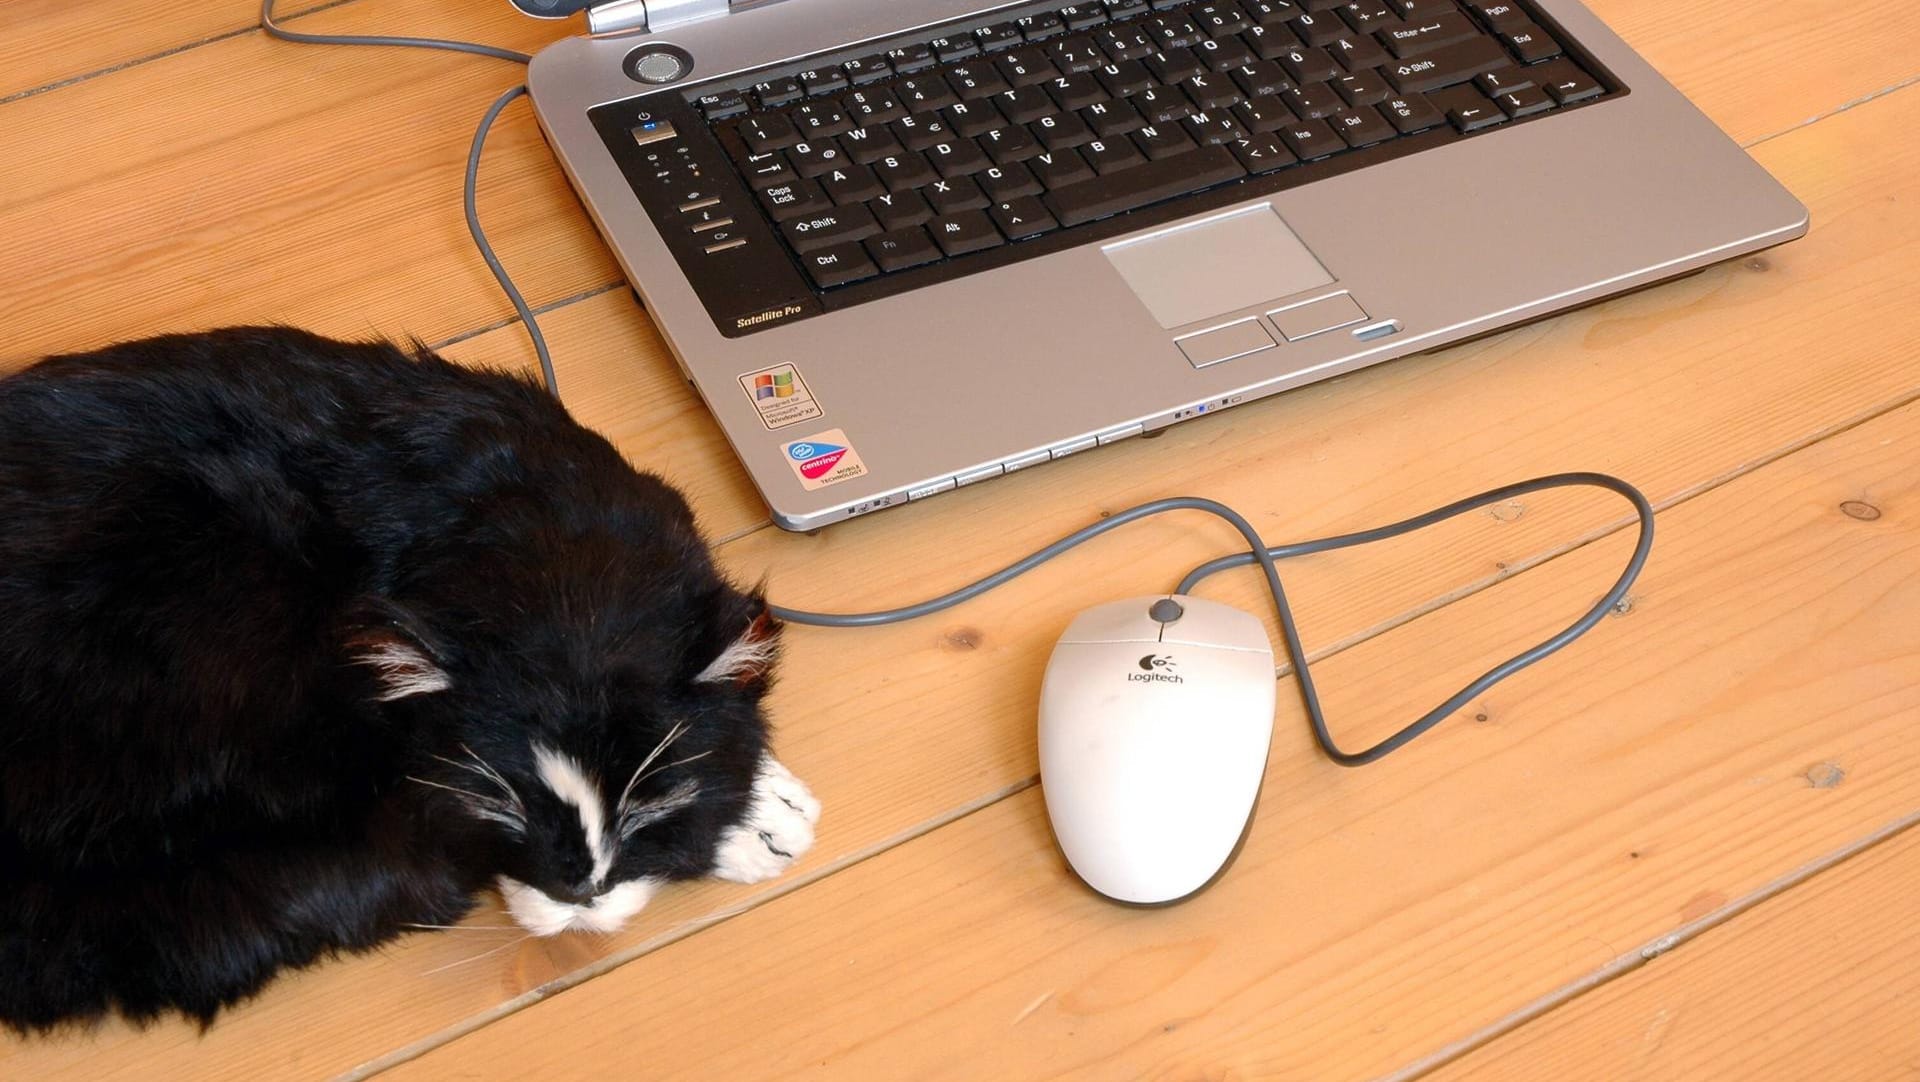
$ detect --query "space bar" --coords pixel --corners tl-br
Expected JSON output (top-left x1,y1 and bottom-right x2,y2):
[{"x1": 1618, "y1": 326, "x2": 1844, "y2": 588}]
[{"x1": 1043, "y1": 147, "x2": 1248, "y2": 228}]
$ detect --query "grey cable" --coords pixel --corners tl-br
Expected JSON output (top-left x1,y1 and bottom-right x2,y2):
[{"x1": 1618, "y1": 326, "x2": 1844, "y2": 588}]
[
  {"x1": 465, "y1": 86, "x2": 561, "y2": 397},
  {"x1": 257, "y1": 0, "x2": 558, "y2": 394},
  {"x1": 772, "y1": 473, "x2": 1655, "y2": 767},
  {"x1": 259, "y1": 0, "x2": 533, "y2": 64}
]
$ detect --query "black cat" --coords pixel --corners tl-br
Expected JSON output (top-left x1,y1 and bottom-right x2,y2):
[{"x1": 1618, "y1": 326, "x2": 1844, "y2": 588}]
[{"x1": 0, "y1": 327, "x2": 819, "y2": 1032}]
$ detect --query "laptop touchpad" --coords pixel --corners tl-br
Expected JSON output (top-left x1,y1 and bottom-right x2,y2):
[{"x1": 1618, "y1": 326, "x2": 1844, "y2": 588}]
[{"x1": 1103, "y1": 205, "x2": 1334, "y2": 330}]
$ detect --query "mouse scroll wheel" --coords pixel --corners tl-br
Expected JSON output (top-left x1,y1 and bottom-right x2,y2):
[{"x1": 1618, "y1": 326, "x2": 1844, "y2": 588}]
[{"x1": 1149, "y1": 598, "x2": 1184, "y2": 623}]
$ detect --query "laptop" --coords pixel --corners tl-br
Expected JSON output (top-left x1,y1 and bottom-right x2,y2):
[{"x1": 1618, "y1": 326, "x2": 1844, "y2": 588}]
[{"x1": 514, "y1": 0, "x2": 1806, "y2": 531}]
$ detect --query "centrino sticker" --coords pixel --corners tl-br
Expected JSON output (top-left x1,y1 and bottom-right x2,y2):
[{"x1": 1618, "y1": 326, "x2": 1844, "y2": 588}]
[{"x1": 781, "y1": 428, "x2": 868, "y2": 491}]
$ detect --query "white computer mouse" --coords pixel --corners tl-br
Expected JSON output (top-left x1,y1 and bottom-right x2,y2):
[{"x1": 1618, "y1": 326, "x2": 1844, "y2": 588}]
[{"x1": 1037, "y1": 595, "x2": 1276, "y2": 905}]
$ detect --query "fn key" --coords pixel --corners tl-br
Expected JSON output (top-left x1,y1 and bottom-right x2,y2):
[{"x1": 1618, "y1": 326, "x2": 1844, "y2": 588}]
[{"x1": 800, "y1": 243, "x2": 880, "y2": 288}]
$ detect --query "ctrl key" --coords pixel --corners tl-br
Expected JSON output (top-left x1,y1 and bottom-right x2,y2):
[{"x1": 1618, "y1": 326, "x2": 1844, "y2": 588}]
[{"x1": 800, "y1": 243, "x2": 881, "y2": 288}]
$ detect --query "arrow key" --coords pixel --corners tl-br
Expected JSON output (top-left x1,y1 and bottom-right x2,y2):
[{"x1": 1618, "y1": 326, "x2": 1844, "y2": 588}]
[{"x1": 1427, "y1": 85, "x2": 1508, "y2": 131}]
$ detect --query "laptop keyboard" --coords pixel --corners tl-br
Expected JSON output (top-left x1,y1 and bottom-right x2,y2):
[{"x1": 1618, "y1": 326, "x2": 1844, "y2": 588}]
[{"x1": 591, "y1": 0, "x2": 1620, "y2": 336}]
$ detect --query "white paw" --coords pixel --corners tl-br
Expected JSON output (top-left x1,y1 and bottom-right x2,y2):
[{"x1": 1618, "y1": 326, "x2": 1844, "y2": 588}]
[{"x1": 712, "y1": 756, "x2": 821, "y2": 884}]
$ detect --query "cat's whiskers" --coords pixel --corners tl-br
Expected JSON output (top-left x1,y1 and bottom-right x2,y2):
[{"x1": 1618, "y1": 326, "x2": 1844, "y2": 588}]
[
  {"x1": 404, "y1": 774, "x2": 525, "y2": 831},
  {"x1": 458, "y1": 743, "x2": 526, "y2": 812},
  {"x1": 626, "y1": 750, "x2": 714, "y2": 801},
  {"x1": 429, "y1": 746, "x2": 526, "y2": 819},
  {"x1": 420, "y1": 933, "x2": 535, "y2": 977},
  {"x1": 615, "y1": 720, "x2": 691, "y2": 812},
  {"x1": 401, "y1": 921, "x2": 524, "y2": 933}
]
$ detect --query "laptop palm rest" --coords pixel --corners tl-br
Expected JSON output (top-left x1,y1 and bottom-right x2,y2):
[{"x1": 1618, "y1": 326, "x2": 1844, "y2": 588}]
[{"x1": 1103, "y1": 204, "x2": 1334, "y2": 330}]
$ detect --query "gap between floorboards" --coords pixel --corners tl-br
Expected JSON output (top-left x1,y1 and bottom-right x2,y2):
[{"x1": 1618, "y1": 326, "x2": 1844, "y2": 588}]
[
  {"x1": 1377, "y1": 807, "x2": 1920, "y2": 1082},
  {"x1": 0, "y1": 0, "x2": 366, "y2": 106}
]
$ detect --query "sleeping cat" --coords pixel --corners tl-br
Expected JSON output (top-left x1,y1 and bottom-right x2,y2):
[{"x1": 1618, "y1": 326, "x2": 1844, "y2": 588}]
[{"x1": 0, "y1": 327, "x2": 819, "y2": 1032}]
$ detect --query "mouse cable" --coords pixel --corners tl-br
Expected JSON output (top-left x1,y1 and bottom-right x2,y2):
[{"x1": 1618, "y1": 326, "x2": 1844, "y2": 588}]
[
  {"x1": 771, "y1": 473, "x2": 1654, "y2": 767},
  {"x1": 259, "y1": 0, "x2": 532, "y2": 63},
  {"x1": 258, "y1": 0, "x2": 560, "y2": 395}
]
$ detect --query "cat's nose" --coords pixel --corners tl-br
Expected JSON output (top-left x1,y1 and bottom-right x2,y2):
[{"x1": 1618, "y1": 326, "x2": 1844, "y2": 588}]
[{"x1": 551, "y1": 880, "x2": 599, "y2": 905}]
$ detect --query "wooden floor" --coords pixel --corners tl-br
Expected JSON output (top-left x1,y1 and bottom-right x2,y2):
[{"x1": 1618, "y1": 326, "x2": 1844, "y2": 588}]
[{"x1": 3, "y1": 2, "x2": 1917, "y2": 1078}]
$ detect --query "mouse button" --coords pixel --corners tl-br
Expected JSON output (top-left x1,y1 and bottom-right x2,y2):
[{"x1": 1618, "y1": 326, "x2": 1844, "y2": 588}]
[
  {"x1": 1156, "y1": 598, "x2": 1273, "y2": 654},
  {"x1": 1055, "y1": 597, "x2": 1169, "y2": 646}
]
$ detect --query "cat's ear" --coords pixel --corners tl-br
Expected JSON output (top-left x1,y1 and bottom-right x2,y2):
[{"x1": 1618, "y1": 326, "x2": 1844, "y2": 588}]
[
  {"x1": 345, "y1": 603, "x2": 452, "y2": 702},
  {"x1": 693, "y1": 602, "x2": 780, "y2": 689}
]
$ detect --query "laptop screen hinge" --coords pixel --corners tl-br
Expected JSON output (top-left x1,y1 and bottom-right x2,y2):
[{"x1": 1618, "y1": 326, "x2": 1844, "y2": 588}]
[{"x1": 587, "y1": 0, "x2": 731, "y2": 34}]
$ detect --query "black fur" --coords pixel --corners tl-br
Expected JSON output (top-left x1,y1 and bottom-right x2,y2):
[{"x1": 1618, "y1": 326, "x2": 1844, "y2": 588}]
[{"x1": 0, "y1": 327, "x2": 779, "y2": 1032}]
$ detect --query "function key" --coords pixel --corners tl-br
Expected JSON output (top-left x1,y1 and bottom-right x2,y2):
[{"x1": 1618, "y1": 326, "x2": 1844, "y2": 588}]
[
  {"x1": 1107, "y1": 0, "x2": 1151, "y2": 17},
  {"x1": 977, "y1": 21, "x2": 1026, "y2": 51},
  {"x1": 753, "y1": 76, "x2": 804, "y2": 108},
  {"x1": 888, "y1": 43, "x2": 938, "y2": 73},
  {"x1": 695, "y1": 89, "x2": 749, "y2": 120},
  {"x1": 799, "y1": 66, "x2": 850, "y2": 97},
  {"x1": 1019, "y1": 11, "x2": 1068, "y2": 39},
  {"x1": 843, "y1": 54, "x2": 894, "y2": 85},
  {"x1": 931, "y1": 35, "x2": 982, "y2": 61},
  {"x1": 1058, "y1": 4, "x2": 1111, "y2": 30}
]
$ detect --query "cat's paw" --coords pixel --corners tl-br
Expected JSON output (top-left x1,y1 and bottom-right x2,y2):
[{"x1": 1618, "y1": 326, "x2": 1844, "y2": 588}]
[{"x1": 712, "y1": 756, "x2": 820, "y2": 884}]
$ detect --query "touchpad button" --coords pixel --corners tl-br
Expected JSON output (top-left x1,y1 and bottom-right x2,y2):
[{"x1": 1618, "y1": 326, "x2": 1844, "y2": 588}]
[{"x1": 1102, "y1": 204, "x2": 1334, "y2": 330}]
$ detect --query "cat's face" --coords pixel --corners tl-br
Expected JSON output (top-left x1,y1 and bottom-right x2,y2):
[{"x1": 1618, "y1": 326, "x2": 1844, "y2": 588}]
[{"x1": 356, "y1": 572, "x2": 783, "y2": 936}]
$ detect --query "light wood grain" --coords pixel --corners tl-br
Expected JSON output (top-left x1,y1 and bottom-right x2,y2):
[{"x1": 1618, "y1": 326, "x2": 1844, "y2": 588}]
[
  {"x1": 384, "y1": 394, "x2": 1920, "y2": 1081},
  {"x1": 6, "y1": 83, "x2": 1912, "y2": 1081},
  {"x1": 0, "y1": 0, "x2": 601, "y2": 367},
  {"x1": 0, "y1": 1, "x2": 1915, "y2": 1079},
  {"x1": 1, "y1": 0, "x2": 293, "y2": 101},
  {"x1": 1427, "y1": 826, "x2": 1920, "y2": 1082}
]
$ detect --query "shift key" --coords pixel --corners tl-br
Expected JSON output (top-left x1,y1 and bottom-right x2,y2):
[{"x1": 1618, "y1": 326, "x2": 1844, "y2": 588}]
[
  {"x1": 781, "y1": 205, "x2": 881, "y2": 253},
  {"x1": 1383, "y1": 36, "x2": 1508, "y2": 95},
  {"x1": 1043, "y1": 145, "x2": 1247, "y2": 227}
]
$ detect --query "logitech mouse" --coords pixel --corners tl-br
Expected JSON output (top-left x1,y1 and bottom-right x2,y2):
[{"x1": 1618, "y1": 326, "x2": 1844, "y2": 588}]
[{"x1": 1037, "y1": 595, "x2": 1276, "y2": 905}]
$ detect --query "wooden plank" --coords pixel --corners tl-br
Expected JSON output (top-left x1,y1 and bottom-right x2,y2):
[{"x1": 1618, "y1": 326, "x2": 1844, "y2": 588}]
[
  {"x1": 2, "y1": 0, "x2": 282, "y2": 101},
  {"x1": 0, "y1": 0, "x2": 604, "y2": 368},
  {"x1": 3, "y1": 85, "x2": 1913, "y2": 1081},
  {"x1": 380, "y1": 393, "x2": 1920, "y2": 1081},
  {"x1": 1427, "y1": 826, "x2": 1920, "y2": 1081}
]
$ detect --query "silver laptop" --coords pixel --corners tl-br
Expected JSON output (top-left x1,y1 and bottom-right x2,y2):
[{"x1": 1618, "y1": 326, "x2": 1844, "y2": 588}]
[{"x1": 515, "y1": 0, "x2": 1805, "y2": 531}]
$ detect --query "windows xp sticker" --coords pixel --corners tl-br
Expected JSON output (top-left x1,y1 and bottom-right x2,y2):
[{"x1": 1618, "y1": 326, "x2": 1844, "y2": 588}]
[{"x1": 781, "y1": 428, "x2": 868, "y2": 490}]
